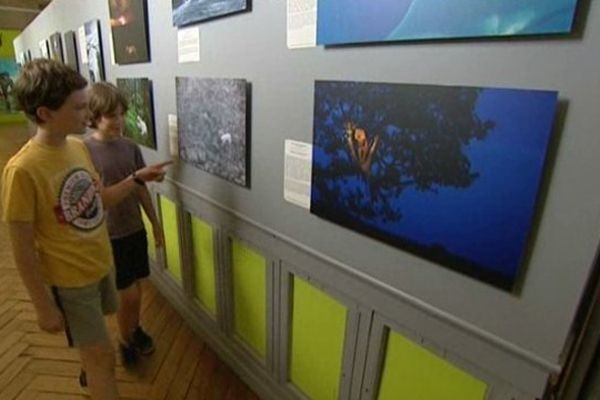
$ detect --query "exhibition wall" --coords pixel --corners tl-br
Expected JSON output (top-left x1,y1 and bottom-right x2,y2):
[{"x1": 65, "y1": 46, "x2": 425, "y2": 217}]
[{"x1": 13, "y1": 0, "x2": 600, "y2": 398}]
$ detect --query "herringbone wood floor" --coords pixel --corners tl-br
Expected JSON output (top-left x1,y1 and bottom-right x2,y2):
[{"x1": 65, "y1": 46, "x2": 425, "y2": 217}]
[{"x1": 0, "y1": 125, "x2": 260, "y2": 399}]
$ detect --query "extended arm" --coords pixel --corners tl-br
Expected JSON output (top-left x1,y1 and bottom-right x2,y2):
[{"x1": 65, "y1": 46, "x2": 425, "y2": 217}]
[
  {"x1": 8, "y1": 222, "x2": 64, "y2": 333},
  {"x1": 101, "y1": 160, "x2": 172, "y2": 208}
]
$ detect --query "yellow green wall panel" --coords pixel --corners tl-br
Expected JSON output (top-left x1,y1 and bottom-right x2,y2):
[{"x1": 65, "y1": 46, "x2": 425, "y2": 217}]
[
  {"x1": 160, "y1": 196, "x2": 182, "y2": 282},
  {"x1": 141, "y1": 209, "x2": 156, "y2": 261},
  {"x1": 0, "y1": 30, "x2": 19, "y2": 58},
  {"x1": 231, "y1": 239, "x2": 267, "y2": 358},
  {"x1": 1, "y1": 30, "x2": 25, "y2": 124},
  {"x1": 0, "y1": 114, "x2": 26, "y2": 124},
  {"x1": 190, "y1": 215, "x2": 217, "y2": 316},
  {"x1": 289, "y1": 276, "x2": 347, "y2": 400},
  {"x1": 377, "y1": 329, "x2": 487, "y2": 400}
]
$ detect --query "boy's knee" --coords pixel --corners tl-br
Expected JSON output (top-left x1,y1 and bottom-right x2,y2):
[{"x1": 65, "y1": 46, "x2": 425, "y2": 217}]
[
  {"x1": 80, "y1": 342, "x2": 116, "y2": 369},
  {"x1": 119, "y1": 285, "x2": 140, "y2": 304}
]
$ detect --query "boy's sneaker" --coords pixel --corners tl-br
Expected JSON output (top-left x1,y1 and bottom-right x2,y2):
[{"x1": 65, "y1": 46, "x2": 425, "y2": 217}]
[
  {"x1": 119, "y1": 342, "x2": 138, "y2": 368},
  {"x1": 79, "y1": 369, "x2": 87, "y2": 387},
  {"x1": 132, "y1": 326, "x2": 155, "y2": 355}
]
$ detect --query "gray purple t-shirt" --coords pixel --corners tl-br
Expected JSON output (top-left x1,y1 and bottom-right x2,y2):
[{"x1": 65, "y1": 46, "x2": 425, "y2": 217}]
[{"x1": 83, "y1": 135, "x2": 146, "y2": 239}]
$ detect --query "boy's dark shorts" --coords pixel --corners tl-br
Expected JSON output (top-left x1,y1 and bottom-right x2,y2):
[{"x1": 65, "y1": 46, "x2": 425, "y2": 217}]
[{"x1": 111, "y1": 229, "x2": 150, "y2": 290}]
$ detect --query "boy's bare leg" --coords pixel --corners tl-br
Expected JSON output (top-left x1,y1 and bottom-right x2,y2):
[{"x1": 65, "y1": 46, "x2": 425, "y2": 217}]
[
  {"x1": 79, "y1": 340, "x2": 118, "y2": 400},
  {"x1": 117, "y1": 281, "x2": 142, "y2": 342}
]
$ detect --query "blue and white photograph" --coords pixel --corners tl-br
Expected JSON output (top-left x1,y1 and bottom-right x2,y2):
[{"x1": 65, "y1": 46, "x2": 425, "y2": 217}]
[
  {"x1": 176, "y1": 77, "x2": 248, "y2": 187},
  {"x1": 172, "y1": 0, "x2": 248, "y2": 27},
  {"x1": 317, "y1": 0, "x2": 580, "y2": 45},
  {"x1": 311, "y1": 80, "x2": 558, "y2": 289},
  {"x1": 84, "y1": 20, "x2": 105, "y2": 82}
]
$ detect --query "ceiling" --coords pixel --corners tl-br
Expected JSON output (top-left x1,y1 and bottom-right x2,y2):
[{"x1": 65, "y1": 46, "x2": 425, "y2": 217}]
[{"x1": 0, "y1": 0, "x2": 52, "y2": 30}]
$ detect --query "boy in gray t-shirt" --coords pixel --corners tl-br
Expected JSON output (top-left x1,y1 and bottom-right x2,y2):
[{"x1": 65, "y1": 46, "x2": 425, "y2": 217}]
[{"x1": 84, "y1": 82, "x2": 164, "y2": 367}]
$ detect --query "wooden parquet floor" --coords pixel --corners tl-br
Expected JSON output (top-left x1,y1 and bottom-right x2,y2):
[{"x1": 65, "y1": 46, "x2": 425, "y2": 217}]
[{"x1": 0, "y1": 125, "x2": 260, "y2": 399}]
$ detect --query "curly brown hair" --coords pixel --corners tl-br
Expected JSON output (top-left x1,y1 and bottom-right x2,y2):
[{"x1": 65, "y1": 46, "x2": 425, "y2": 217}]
[
  {"x1": 87, "y1": 82, "x2": 129, "y2": 128},
  {"x1": 13, "y1": 59, "x2": 87, "y2": 123}
]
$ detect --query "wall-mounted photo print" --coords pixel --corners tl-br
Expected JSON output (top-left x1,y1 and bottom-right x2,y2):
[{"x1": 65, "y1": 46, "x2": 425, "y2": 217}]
[
  {"x1": 63, "y1": 31, "x2": 79, "y2": 72},
  {"x1": 172, "y1": 0, "x2": 249, "y2": 27},
  {"x1": 0, "y1": 60, "x2": 20, "y2": 123},
  {"x1": 311, "y1": 80, "x2": 559, "y2": 290},
  {"x1": 317, "y1": 0, "x2": 581, "y2": 45},
  {"x1": 108, "y1": 0, "x2": 150, "y2": 64},
  {"x1": 116, "y1": 78, "x2": 156, "y2": 149},
  {"x1": 38, "y1": 39, "x2": 49, "y2": 58},
  {"x1": 0, "y1": 30, "x2": 24, "y2": 123},
  {"x1": 49, "y1": 32, "x2": 64, "y2": 62},
  {"x1": 84, "y1": 20, "x2": 105, "y2": 82},
  {"x1": 176, "y1": 77, "x2": 248, "y2": 187}
]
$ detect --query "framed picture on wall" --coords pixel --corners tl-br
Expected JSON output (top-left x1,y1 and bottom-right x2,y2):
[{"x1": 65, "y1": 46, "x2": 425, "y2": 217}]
[
  {"x1": 317, "y1": 0, "x2": 581, "y2": 45},
  {"x1": 176, "y1": 77, "x2": 249, "y2": 187},
  {"x1": 49, "y1": 32, "x2": 64, "y2": 62},
  {"x1": 63, "y1": 31, "x2": 79, "y2": 72},
  {"x1": 108, "y1": 0, "x2": 151, "y2": 64},
  {"x1": 38, "y1": 39, "x2": 49, "y2": 58},
  {"x1": 310, "y1": 80, "x2": 559, "y2": 290},
  {"x1": 116, "y1": 78, "x2": 157, "y2": 149},
  {"x1": 0, "y1": 60, "x2": 19, "y2": 118},
  {"x1": 84, "y1": 19, "x2": 105, "y2": 82},
  {"x1": 172, "y1": 0, "x2": 249, "y2": 27}
]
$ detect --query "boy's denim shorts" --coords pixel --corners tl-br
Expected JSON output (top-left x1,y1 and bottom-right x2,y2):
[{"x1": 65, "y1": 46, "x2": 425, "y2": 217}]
[{"x1": 51, "y1": 271, "x2": 118, "y2": 347}]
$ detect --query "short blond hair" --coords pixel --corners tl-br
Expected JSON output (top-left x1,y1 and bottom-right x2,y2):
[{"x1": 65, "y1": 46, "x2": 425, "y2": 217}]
[{"x1": 88, "y1": 82, "x2": 129, "y2": 128}]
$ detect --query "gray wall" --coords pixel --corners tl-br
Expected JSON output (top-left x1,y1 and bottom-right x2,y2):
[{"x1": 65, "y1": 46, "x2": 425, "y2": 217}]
[{"x1": 14, "y1": 0, "x2": 600, "y2": 397}]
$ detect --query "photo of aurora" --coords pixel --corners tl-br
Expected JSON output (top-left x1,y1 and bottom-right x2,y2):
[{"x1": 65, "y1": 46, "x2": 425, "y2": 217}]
[
  {"x1": 317, "y1": 0, "x2": 580, "y2": 45},
  {"x1": 172, "y1": 0, "x2": 248, "y2": 27},
  {"x1": 311, "y1": 81, "x2": 558, "y2": 289}
]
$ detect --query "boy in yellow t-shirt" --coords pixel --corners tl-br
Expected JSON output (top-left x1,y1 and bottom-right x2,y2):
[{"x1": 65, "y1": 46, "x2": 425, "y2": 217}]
[{"x1": 0, "y1": 59, "x2": 171, "y2": 400}]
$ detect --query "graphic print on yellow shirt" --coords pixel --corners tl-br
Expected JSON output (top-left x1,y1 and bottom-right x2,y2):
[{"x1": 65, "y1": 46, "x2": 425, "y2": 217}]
[
  {"x1": 1, "y1": 137, "x2": 113, "y2": 287},
  {"x1": 53, "y1": 168, "x2": 104, "y2": 230}
]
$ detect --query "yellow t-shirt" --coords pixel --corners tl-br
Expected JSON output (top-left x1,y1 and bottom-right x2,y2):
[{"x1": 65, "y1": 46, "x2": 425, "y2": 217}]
[{"x1": 1, "y1": 136, "x2": 113, "y2": 287}]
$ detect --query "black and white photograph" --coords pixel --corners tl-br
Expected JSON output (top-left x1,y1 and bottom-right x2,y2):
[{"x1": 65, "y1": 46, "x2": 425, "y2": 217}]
[
  {"x1": 176, "y1": 77, "x2": 248, "y2": 187},
  {"x1": 84, "y1": 19, "x2": 105, "y2": 82}
]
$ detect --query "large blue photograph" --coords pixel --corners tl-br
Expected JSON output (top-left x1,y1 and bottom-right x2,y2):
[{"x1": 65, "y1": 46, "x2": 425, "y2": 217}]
[
  {"x1": 317, "y1": 0, "x2": 580, "y2": 45},
  {"x1": 172, "y1": 0, "x2": 248, "y2": 27},
  {"x1": 311, "y1": 81, "x2": 558, "y2": 289}
]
